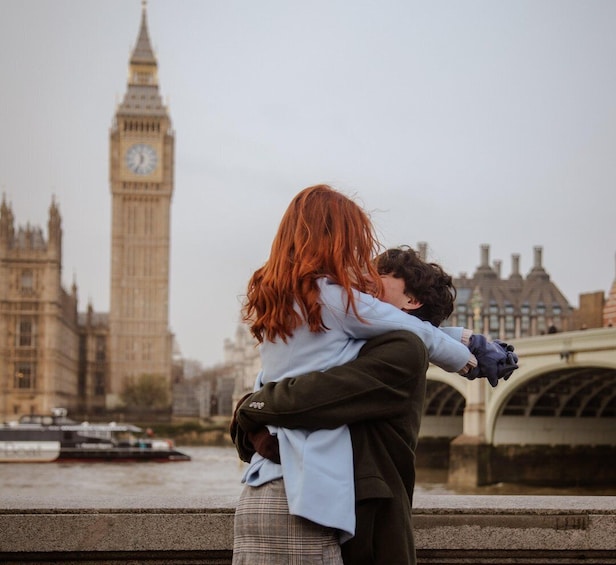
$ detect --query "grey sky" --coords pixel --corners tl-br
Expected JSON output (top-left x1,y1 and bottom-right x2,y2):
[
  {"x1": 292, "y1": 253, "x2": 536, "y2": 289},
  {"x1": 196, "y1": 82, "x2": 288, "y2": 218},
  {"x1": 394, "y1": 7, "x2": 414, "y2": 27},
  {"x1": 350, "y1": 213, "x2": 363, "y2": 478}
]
[{"x1": 1, "y1": 0, "x2": 615, "y2": 366}]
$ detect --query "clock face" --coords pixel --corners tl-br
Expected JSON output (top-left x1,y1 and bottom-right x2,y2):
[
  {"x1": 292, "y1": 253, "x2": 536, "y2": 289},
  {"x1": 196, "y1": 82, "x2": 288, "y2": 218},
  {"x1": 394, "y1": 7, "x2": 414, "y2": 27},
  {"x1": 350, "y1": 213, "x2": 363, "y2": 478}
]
[{"x1": 126, "y1": 143, "x2": 158, "y2": 175}]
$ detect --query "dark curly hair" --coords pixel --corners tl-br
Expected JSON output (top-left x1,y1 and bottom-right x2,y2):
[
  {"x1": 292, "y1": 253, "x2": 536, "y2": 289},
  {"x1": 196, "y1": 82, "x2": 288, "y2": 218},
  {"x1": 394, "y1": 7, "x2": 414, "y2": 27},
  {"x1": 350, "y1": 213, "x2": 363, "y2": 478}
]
[{"x1": 374, "y1": 246, "x2": 456, "y2": 327}]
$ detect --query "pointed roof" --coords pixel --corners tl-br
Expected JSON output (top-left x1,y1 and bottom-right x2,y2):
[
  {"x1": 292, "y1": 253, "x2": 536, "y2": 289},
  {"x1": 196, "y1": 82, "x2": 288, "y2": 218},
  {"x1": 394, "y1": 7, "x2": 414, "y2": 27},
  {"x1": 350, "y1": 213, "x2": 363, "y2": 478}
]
[
  {"x1": 453, "y1": 244, "x2": 572, "y2": 315},
  {"x1": 117, "y1": 0, "x2": 169, "y2": 117},
  {"x1": 131, "y1": 1, "x2": 157, "y2": 66}
]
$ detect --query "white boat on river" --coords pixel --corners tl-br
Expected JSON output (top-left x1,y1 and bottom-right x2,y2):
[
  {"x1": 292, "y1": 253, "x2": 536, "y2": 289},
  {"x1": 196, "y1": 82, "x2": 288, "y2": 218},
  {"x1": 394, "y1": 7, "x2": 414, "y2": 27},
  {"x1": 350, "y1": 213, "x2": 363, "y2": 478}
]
[{"x1": 0, "y1": 408, "x2": 190, "y2": 463}]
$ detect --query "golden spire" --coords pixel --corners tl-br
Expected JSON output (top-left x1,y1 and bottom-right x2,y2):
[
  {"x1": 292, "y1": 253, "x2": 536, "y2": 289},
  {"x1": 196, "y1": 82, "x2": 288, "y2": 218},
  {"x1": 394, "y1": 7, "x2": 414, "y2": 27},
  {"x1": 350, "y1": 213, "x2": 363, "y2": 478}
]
[{"x1": 129, "y1": 0, "x2": 157, "y2": 85}]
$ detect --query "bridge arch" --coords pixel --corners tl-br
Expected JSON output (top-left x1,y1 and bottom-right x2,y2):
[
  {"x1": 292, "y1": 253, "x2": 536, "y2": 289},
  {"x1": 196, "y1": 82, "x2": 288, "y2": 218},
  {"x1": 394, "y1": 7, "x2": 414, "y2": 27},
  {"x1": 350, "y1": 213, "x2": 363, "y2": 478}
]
[
  {"x1": 488, "y1": 363, "x2": 616, "y2": 445},
  {"x1": 420, "y1": 373, "x2": 466, "y2": 439}
]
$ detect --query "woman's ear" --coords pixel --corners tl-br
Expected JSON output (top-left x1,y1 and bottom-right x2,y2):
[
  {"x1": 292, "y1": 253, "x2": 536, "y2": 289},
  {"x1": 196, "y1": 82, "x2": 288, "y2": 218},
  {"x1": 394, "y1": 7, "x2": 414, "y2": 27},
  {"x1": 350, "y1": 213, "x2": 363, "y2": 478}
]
[{"x1": 402, "y1": 297, "x2": 423, "y2": 313}]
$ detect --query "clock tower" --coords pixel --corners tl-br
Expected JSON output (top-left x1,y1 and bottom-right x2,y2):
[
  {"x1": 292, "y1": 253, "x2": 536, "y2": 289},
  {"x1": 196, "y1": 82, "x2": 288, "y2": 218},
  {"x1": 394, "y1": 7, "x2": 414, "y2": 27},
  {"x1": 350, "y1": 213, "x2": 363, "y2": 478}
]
[{"x1": 108, "y1": 2, "x2": 174, "y2": 407}]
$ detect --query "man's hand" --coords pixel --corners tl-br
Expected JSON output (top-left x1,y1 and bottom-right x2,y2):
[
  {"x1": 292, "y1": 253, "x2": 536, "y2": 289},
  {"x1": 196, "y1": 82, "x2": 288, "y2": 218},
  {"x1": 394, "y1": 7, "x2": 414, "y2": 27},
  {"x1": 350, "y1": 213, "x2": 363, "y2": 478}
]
[
  {"x1": 493, "y1": 340, "x2": 519, "y2": 381},
  {"x1": 466, "y1": 334, "x2": 519, "y2": 387},
  {"x1": 247, "y1": 427, "x2": 281, "y2": 464},
  {"x1": 230, "y1": 393, "x2": 281, "y2": 463}
]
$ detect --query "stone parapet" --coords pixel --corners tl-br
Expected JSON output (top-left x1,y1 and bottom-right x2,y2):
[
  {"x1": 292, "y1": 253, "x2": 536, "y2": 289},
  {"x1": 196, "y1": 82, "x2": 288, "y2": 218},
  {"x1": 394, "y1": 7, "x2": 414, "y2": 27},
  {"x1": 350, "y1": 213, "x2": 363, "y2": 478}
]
[{"x1": 1, "y1": 495, "x2": 615, "y2": 564}]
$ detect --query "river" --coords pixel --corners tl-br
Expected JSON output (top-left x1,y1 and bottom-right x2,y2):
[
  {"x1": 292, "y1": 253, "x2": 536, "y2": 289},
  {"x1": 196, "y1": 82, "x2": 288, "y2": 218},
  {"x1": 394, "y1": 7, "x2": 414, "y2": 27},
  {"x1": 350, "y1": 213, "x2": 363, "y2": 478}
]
[{"x1": 1, "y1": 446, "x2": 614, "y2": 499}]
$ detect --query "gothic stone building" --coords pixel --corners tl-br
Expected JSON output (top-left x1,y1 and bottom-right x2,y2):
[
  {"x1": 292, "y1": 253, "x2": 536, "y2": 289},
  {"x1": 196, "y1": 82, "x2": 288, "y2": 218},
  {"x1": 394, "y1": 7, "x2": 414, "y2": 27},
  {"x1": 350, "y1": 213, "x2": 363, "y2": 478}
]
[
  {"x1": 0, "y1": 198, "x2": 80, "y2": 418},
  {"x1": 0, "y1": 5, "x2": 173, "y2": 420},
  {"x1": 108, "y1": 4, "x2": 175, "y2": 408}
]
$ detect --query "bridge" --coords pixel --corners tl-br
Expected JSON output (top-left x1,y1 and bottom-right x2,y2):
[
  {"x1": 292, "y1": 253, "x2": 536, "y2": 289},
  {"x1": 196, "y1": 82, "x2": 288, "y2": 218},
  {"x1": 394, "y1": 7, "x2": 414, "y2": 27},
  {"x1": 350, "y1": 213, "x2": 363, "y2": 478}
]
[{"x1": 421, "y1": 327, "x2": 616, "y2": 486}]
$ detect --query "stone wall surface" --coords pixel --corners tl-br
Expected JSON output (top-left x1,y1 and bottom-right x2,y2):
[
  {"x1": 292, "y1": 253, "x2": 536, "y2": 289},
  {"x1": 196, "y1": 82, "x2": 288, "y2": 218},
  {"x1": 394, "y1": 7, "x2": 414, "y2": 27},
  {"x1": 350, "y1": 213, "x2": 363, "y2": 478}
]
[{"x1": 1, "y1": 495, "x2": 615, "y2": 564}]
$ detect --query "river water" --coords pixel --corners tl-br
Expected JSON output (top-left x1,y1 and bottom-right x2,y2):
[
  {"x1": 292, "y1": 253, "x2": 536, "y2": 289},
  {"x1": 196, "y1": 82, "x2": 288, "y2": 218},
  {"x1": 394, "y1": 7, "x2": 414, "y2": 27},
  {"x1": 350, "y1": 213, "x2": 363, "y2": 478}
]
[{"x1": 1, "y1": 446, "x2": 614, "y2": 499}]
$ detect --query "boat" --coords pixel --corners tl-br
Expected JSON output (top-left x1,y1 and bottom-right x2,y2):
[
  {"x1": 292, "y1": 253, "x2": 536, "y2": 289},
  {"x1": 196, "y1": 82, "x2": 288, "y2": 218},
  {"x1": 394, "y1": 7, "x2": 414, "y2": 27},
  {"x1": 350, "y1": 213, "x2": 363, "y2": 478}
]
[{"x1": 0, "y1": 408, "x2": 191, "y2": 463}]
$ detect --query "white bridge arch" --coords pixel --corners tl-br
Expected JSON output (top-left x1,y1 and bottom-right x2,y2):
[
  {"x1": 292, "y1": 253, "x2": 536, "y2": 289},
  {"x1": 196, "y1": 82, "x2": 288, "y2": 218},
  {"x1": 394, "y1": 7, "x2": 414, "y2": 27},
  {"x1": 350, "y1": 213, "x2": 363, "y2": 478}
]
[{"x1": 424, "y1": 327, "x2": 616, "y2": 446}]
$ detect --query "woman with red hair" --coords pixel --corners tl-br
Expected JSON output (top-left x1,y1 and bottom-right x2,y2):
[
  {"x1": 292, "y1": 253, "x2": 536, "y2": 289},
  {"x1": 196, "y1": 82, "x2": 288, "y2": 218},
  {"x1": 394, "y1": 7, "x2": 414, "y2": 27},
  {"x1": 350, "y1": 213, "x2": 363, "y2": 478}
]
[{"x1": 233, "y1": 185, "x2": 480, "y2": 564}]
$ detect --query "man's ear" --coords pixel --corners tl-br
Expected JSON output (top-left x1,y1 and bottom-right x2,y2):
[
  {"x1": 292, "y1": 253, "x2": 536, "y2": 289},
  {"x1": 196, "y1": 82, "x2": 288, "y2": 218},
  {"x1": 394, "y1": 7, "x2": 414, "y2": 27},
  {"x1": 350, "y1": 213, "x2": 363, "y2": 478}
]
[{"x1": 402, "y1": 297, "x2": 423, "y2": 312}]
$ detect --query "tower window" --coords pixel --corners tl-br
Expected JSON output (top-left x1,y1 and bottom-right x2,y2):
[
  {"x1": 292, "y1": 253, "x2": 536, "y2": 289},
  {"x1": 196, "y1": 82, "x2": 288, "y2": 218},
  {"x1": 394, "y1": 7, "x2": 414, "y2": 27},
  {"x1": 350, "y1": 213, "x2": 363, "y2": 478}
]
[
  {"x1": 94, "y1": 371, "x2": 105, "y2": 396},
  {"x1": 96, "y1": 336, "x2": 106, "y2": 362},
  {"x1": 143, "y1": 340, "x2": 152, "y2": 361},
  {"x1": 21, "y1": 270, "x2": 33, "y2": 292},
  {"x1": 144, "y1": 203, "x2": 154, "y2": 234},
  {"x1": 14, "y1": 363, "x2": 35, "y2": 389},
  {"x1": 489, "y1": 303, "x2": 499, "y2": 333},
  {"x1": 17, "y1": 318, "x2": 35, "y2": 347},
  {"x1": 132, "y1": 71, "x2": 153, "y2": 85}
]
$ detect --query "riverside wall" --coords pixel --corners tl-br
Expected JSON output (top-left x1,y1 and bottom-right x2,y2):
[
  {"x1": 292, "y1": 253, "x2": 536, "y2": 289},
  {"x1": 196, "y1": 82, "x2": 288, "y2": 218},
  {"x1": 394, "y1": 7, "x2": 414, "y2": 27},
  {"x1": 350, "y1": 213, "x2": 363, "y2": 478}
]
[
  {"x1": 1, "y1": 495, "x2": 615, "y2": 564},
  {"x1": 418, "y1": 437, "x2": 616, "y2": 487}
]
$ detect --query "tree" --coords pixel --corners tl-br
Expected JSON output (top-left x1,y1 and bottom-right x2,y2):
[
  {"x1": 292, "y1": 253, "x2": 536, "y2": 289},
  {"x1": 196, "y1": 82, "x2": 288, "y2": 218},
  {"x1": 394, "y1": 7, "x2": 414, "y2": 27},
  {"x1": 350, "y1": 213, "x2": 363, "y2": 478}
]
[{"x1": 121, "y1": 374, "x2": 170, "y2": 409}]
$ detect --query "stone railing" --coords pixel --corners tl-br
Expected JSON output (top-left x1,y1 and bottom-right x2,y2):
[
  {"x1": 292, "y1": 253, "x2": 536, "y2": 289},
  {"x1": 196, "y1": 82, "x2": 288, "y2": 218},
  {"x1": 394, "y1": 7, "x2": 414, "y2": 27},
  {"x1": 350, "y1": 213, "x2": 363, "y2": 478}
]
[{"x1": 1, "y1": 494, "x2": 615, "y2": 564}]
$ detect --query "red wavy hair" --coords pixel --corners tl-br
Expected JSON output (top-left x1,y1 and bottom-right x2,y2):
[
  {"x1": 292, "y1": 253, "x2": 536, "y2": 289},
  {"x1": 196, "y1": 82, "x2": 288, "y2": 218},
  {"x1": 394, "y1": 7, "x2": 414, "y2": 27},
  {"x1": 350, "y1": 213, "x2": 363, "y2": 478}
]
[{"x1": 243, "y1": 184, "x2": 383, "y2": 343}]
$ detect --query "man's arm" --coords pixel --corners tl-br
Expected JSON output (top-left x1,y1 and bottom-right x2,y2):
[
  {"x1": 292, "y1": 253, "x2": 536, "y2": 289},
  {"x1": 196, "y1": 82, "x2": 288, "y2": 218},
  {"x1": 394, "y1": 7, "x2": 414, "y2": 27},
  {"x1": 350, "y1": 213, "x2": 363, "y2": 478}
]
[{"x1": 236, "y1": 330, "x2": 428, "y2": 434}]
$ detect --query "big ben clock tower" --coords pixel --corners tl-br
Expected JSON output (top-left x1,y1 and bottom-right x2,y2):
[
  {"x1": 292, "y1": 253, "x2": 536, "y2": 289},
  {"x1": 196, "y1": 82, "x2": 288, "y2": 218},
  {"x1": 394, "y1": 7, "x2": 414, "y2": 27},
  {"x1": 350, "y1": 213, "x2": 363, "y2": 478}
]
[{"x1": 108, "y1": 1, "x2": 174, "y2": 407}]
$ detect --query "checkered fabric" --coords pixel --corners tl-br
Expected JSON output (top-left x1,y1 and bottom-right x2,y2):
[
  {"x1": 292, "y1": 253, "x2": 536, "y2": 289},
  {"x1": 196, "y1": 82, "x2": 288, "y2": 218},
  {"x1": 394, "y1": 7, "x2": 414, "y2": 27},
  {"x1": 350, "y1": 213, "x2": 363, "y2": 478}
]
[{"x1": 233, "y1": 479, "x2": 344, "y2": 565}]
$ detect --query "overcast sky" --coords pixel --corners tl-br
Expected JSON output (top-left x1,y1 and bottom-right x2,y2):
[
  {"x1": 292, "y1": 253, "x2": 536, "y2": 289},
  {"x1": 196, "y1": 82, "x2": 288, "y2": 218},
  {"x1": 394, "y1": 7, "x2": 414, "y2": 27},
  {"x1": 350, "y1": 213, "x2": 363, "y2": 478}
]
[{"x1": 1, "y1": 0, "x2": 615, "y2": 367}]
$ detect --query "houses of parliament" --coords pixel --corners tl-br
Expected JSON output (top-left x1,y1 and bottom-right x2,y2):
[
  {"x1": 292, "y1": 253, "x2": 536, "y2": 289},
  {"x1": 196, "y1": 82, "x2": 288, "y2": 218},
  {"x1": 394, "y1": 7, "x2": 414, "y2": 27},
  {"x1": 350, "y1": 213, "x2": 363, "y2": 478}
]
[
  {"x1": 2, "y1": 7, "x2": 616, "y2": 422},
  {"x1": 0, "y1": 5, "x2": 173, "y2": 420}
]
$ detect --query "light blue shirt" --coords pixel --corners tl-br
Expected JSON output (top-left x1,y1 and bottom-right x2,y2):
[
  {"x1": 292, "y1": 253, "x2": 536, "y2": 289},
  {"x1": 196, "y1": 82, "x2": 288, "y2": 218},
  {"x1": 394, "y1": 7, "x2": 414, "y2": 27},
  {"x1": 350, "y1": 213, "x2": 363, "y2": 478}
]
[{"x1": 242, "y1": 278, "x2": 470, "y2": 540}]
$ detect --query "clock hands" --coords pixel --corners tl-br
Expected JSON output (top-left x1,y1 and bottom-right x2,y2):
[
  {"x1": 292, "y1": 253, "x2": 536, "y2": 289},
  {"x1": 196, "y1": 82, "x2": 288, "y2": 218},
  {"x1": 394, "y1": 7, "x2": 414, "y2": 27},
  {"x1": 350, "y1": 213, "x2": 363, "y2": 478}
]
[{"x1": 126, "y1": 143, "x2": 157, "y2": 175}]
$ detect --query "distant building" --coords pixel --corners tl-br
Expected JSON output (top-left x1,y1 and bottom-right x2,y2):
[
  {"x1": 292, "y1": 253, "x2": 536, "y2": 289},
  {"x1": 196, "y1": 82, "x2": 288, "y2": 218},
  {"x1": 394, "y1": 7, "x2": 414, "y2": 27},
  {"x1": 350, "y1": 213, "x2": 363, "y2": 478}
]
[
  {"x1": 216, "y1": 375, "x2": 237, "y2": 416},
  {"x1": 77, "y1": 305, "x2": 109, "y2": 415},
  {"x1": 226, "y1": 325, "x2": 261, "y2": 407},
  {"x1": 572, "y1": 291, "x2": 605, "y2": 330},
  {"x1": 0, "y1": 198, "x2": 80, "y2": 418},
  {"x1": 442, "y1": 244, "x2": 573, "y2": 338},
  {"x1": 567, "y1": 255, "x2": 616, "y2": 330},
  {"x1": 173, "y1": 380, "x2": 212, "y2": 420},
  {"x1": 108, "y1": 4, "x2": 175, "y2": 408},
  {"x1": 604, "y1": 255, "x2": 616, "y2": 328},
  {"x1": 172, "y1": 363, "x2": 236, "y2": 419}
]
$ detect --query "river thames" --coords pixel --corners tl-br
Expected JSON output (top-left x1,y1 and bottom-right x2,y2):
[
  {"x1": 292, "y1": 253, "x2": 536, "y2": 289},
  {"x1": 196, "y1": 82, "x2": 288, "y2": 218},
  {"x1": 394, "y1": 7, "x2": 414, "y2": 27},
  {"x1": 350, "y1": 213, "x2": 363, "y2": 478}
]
[{"x1": 1, "y1": 446, "x2": 615, "y2": 499}]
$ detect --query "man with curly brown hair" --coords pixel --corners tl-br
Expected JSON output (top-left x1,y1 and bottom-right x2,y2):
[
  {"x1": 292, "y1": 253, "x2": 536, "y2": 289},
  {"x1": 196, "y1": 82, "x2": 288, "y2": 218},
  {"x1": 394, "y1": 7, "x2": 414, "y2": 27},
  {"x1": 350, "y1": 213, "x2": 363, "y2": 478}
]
[{"x1": 374, "y1": 246, "x2": 456, "y2": 327}]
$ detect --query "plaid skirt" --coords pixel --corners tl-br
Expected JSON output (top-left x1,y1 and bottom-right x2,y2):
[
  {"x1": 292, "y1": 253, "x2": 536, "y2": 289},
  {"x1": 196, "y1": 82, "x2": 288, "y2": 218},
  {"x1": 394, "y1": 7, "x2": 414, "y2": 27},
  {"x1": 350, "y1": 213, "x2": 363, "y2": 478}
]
[{"x1": 233, "y1": 479, "x2": 344, "y2": 565}]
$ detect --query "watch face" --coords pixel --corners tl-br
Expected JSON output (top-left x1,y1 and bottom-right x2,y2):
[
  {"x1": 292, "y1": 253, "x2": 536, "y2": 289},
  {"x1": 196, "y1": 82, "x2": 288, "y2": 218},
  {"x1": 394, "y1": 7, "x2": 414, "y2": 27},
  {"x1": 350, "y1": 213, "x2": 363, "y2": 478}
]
[{"x1": 126, "y1": 143, "x2": 158, "y2": 175}]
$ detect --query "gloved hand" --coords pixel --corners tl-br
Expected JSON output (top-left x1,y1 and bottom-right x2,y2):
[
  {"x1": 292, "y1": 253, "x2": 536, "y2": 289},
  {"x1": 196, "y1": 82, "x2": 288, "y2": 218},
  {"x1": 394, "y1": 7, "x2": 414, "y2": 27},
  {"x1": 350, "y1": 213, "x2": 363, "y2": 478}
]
[
  {"x1": 493, "y1": 339, "x2": 519, "y2": 381},
  {"x1": 466, "y1": 334, "x2": 519, "y2": 387},
  {"x1": 247, "y1": 427, "x2": 280, "y2": 464}
]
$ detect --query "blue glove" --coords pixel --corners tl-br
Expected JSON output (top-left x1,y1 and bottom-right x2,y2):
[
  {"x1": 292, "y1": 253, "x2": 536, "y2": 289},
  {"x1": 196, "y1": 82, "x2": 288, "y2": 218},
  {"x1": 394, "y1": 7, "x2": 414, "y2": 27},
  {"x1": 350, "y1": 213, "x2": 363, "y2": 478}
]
[
  {"x1": 493, "y1": 339, "x2": 518, "y2": 381},
  {"x1": 466, "y1": 335, "x2": 519, "y2": 387}
]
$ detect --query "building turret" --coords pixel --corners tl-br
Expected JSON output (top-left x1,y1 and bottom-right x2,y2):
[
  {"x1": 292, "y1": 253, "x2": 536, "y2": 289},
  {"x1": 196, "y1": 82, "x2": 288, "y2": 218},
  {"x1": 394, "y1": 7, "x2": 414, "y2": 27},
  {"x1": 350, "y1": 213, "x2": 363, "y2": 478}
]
[
  {"x1": 603, "y1": 252, "x2": 616, "y2": 327},
  {"x1": 493, "y1": 260, "x2": 502, "y2": 278},
  {"x1": 47, "y1": 197, "x2": 62, "y2": 261},
  {"x1": 510, "y1": 254, "x2": 522, "y2": 279},
  {"x1": 0, "y1": 194, "x2": 15, "y2": 247},
  {"x1": 0, "y1": 201, "x2": 78, "y2": 420},
  {"x1": 526, "y1": 245, "x2": 549, "y2": 281},
  {"x1": 474, "y1": 244, "x2": 497, "y2": 279}
]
